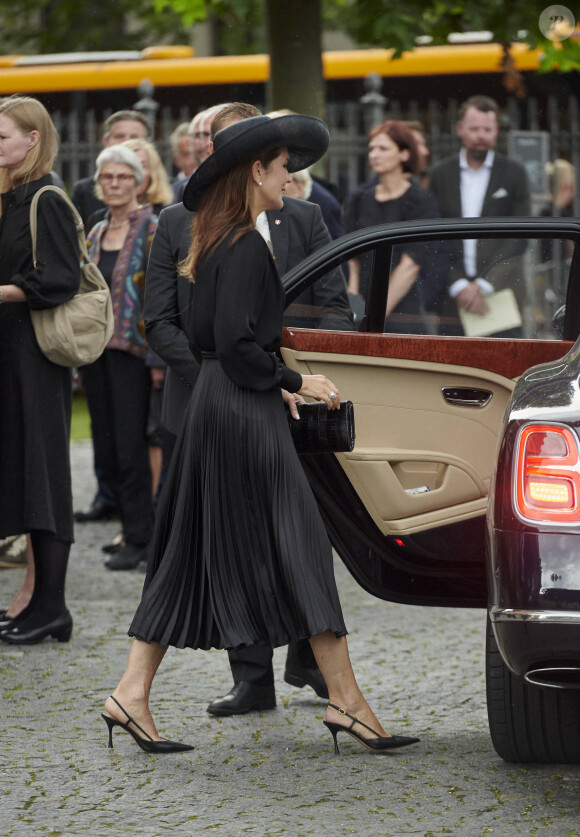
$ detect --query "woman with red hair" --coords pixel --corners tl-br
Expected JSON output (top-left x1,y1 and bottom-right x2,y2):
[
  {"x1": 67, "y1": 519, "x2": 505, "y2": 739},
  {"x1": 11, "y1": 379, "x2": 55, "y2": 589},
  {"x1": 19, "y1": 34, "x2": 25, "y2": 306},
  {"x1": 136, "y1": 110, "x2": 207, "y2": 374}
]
[{"x1": 344, "y1": 120, "x2": 443, "y2": 333}]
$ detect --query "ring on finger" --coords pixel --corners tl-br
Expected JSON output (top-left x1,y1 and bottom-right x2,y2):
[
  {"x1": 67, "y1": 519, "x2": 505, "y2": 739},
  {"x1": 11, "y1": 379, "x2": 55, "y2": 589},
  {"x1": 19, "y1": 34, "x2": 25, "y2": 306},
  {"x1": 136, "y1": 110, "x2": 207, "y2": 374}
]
[{"x1": 328, "y1": 390, "x2": 336, "y2": 399}]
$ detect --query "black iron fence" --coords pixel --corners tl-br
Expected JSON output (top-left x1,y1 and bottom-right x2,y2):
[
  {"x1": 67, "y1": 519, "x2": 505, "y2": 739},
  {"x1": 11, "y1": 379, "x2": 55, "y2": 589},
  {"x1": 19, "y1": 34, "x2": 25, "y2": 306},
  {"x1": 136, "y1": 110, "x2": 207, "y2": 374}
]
[{"x1": 53, "y1": 77, "x2": 580, "y2": 215}]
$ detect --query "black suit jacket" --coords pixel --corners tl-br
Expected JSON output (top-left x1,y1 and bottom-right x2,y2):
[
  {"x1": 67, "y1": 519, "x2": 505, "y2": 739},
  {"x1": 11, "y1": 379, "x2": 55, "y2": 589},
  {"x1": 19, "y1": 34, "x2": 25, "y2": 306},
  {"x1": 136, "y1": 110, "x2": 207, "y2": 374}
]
[
  {"x1": 309, "y1": 181, "x2": 344, "y2": 240},
  {"x1": 144, "y1": 203, "x2": 195, "y2": 434},
  {"x1": 144, "y1": 197, "x2": 350, "y2": 434},
  {"x1": 429, "y1": 152, "x2": 531, "y2": 281}
]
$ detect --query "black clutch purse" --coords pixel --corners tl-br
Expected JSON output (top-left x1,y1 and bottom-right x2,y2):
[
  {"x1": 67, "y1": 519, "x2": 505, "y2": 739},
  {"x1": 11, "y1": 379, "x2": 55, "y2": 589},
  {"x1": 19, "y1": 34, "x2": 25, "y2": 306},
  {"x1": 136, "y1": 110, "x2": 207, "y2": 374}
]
[{"x1": 287, "y1": 400, "x2": 355, "y2": 455}]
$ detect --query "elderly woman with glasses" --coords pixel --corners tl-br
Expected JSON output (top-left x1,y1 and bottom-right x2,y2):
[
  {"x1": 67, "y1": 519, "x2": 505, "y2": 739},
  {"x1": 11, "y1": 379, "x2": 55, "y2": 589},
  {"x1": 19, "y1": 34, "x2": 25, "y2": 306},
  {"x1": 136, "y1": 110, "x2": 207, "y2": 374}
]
[{"x1": 81, "y1": 145, "x2": 158, "y2": 571}]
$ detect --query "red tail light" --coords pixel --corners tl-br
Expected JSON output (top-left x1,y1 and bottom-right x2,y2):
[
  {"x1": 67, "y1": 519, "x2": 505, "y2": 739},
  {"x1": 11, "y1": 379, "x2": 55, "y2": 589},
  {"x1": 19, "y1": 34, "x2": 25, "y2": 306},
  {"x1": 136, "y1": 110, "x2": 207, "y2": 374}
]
[{"x1": 515, "y1": 424, "x2": 580, "y2": 523}]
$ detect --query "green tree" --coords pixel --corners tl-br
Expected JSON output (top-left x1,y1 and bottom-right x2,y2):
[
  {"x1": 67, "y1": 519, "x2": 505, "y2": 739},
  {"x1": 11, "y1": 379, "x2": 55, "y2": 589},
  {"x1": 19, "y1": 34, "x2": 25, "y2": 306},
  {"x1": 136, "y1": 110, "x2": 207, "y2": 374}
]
[
  {"x1": 336, "y1": 0, "x2": 580, "y2": 73},
  {"x1": 155, "y1": 0, "x2": 328, "y2": 115},
  {"x1": 0, "y1": 0, "x2": 190, "y2": 53},
  {"x1": 155, "y1": 0, "x2": 580, "y2": 114},
  {"x1": 2, "y1": 0, "x2": 578, "y2": 111}
]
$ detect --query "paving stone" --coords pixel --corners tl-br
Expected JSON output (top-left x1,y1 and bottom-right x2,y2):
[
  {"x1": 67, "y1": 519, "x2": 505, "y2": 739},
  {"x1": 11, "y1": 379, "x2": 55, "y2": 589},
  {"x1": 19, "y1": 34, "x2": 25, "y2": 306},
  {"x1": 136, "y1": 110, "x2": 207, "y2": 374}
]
[{"x1": 1, "y1": 441, "x2": 579, "y2": 836}]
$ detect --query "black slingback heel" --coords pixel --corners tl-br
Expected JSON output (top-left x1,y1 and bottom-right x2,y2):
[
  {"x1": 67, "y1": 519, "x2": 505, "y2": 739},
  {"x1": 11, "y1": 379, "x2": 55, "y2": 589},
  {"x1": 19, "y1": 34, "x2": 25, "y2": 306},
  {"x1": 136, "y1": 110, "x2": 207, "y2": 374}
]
[
  {"x1": 323, "y1": 703, "x2": 419, "y2": 754},
  {"x1": 101, "y1": 695, "x2": 194, "y2": 753}
]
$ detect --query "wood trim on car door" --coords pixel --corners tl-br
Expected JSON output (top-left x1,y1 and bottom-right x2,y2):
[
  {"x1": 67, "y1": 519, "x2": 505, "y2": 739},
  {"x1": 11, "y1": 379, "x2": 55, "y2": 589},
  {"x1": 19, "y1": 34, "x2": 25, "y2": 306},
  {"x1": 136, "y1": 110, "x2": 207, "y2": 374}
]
[{"x1": 283, "y1": 330, "x2": 574, "y2": 380}]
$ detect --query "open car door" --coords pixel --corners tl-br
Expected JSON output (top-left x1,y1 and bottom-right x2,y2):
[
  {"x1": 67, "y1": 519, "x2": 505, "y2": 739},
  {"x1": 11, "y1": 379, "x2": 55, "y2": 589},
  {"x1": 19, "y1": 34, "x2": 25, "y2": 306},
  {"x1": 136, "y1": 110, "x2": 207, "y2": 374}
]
[{"x1": 281, "y1": 218, "x2": 580, "y2": 608}]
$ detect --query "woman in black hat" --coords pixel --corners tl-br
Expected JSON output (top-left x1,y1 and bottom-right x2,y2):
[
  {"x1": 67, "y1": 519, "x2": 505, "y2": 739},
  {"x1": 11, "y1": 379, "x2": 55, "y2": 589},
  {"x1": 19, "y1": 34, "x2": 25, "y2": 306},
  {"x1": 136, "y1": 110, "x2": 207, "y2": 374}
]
[{"x1": 102, "y1": 115, "x2": 419, "y2": 756}]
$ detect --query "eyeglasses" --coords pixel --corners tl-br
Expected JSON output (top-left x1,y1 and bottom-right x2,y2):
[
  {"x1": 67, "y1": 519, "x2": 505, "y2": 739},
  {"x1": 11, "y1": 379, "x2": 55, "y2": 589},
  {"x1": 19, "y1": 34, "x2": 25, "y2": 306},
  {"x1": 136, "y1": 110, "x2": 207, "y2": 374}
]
[
  {"x1": 192, "y1": 131, "x2": 210, "y2": 140},
  {"x1": 98, "y1": 173, "x2": 135, "y2": 184}
]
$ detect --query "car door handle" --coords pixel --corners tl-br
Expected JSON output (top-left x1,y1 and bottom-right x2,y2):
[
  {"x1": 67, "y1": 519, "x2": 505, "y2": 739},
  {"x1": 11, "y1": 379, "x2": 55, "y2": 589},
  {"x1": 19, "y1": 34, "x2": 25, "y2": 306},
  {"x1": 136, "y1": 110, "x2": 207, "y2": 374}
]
[{"x1": 441, "y1": 387, "x2": 493, "y2": 408}]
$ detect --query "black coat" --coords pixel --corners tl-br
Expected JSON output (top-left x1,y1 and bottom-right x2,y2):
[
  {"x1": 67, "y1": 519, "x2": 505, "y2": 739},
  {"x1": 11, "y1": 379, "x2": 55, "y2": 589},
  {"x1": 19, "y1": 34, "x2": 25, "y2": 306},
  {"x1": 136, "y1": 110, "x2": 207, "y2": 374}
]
[
  {"x1": 0, "y1": 175, "x2": 80, "y2": 540},
  {"x1": 144, "y1": 197, "x2": 351, "y2": 434}
]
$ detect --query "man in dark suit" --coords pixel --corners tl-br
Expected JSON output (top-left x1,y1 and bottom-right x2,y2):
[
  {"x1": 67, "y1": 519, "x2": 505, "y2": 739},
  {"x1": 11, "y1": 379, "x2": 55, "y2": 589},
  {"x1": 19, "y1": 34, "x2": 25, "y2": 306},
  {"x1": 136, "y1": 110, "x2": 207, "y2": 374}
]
[
  {"x1": 429, "y1": 95, "x2": 530, "y2": 333},
  {"x1": 144, "y1": 102, "x2": 352, "y2": 717},
  {"x1": 286, "y1": 167, "x2": 344, "y2": 240}
]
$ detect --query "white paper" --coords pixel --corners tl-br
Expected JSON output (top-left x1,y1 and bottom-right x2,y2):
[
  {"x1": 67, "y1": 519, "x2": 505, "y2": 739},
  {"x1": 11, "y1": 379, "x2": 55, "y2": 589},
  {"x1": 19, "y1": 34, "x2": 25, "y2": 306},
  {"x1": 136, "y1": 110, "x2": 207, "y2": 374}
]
[{"x1": 458, "y1": 288, "x2": 522, "y2": 337}]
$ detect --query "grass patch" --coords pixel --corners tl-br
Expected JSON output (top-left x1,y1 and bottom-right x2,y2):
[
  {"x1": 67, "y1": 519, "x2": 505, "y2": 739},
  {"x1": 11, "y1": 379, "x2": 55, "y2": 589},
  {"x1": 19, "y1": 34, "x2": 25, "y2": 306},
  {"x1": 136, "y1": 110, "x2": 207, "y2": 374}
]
[{"x1": 71, "y1": 393, "x2": 91, "y2": 441}]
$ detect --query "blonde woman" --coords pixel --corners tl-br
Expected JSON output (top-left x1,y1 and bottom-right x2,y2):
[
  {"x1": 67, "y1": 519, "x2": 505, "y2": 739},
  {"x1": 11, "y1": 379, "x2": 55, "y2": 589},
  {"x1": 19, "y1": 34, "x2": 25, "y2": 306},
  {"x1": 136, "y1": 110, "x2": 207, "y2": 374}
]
[
  {"x1": 541, "y1": 159, "x2": 576, "y2": 285},
  {"x1": 122, "y1": 138, "x2": 173, "y2": 213},
  {"x1": 544, "y1": 158, "x2": 575, "y2": 217},
  {"x1": 0, "y1": 96, "x2": 80, "y2": 645}
]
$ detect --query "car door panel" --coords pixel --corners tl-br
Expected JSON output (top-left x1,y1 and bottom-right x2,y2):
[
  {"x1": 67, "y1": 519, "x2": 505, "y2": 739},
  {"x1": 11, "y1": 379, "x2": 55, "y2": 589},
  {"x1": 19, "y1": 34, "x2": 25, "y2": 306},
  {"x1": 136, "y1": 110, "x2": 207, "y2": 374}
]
[{"x1": 282, "y1": 332, "x2": 573, "y2": 536}]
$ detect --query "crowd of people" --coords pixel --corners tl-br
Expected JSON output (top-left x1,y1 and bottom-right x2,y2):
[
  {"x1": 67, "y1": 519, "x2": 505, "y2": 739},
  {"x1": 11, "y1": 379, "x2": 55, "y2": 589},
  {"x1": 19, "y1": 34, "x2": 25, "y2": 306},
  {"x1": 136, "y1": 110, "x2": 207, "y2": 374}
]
[{"x1": 0, "y1": 90, "x2": 569, "y2": 754}]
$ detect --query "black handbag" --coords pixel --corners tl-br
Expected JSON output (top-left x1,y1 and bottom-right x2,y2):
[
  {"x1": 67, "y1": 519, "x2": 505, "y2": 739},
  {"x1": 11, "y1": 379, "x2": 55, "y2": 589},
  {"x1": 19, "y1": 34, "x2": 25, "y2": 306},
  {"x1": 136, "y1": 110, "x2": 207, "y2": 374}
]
[{"x1": 287, "y1": 400, "x2": 355, "y2": 455}]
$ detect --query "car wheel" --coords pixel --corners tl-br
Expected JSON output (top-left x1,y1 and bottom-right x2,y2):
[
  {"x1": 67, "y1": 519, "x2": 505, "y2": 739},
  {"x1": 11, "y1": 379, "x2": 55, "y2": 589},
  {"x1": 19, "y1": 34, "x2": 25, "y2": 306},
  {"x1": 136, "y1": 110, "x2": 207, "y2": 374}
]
[{"x1": 486, "y1": 616, "x2": 580, "y2": 763}]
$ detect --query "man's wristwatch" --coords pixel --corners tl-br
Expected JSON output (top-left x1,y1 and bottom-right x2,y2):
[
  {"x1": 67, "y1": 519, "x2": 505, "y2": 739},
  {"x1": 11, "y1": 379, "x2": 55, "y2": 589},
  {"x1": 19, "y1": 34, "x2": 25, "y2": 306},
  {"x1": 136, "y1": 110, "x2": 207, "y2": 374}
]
[{"x1": 0, "y1": 289, "x2": 4, "y2": 303}]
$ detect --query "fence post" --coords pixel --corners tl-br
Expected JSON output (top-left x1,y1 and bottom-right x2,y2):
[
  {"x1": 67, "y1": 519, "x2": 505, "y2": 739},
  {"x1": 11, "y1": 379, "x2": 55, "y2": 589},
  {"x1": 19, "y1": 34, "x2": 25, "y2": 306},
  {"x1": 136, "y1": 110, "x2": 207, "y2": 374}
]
[
  {"x1": 133, "y1": 79, "x2": 159, "y2": 139},
  {"x1": 359, "y1": 72, "x2": 386, "y2": 136}
]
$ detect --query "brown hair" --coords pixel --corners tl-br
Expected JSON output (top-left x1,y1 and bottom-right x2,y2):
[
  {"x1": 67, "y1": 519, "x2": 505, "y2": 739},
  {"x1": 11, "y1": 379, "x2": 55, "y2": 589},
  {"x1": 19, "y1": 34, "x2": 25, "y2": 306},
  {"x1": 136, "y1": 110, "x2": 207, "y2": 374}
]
[
  {"x1": 180, "y1": 145, "x2": 281, "y2": 281},
  {"x1": 0, "y1": 96, "x2": 58, "y2": 191},
  {"x1": 458, "y1": 96, "x2": 499, "y2": 121},
  {"x1": 211, "y1": 103, "x2": 262, "y2": 139},
  {"x1": 369, "y1": 119, "x2": 420, "y2": 174},
  {"x1": 103, "y1": 110, "x2": 150, "y2": 139}
]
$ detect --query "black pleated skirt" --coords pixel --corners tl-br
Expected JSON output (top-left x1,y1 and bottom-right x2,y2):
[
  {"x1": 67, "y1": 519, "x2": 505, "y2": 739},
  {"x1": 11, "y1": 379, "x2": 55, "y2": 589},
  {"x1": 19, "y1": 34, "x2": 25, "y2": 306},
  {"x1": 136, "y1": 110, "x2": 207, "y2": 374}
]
[{"x1": 129, "y1": 356, "x2": 347, "y2": 651}]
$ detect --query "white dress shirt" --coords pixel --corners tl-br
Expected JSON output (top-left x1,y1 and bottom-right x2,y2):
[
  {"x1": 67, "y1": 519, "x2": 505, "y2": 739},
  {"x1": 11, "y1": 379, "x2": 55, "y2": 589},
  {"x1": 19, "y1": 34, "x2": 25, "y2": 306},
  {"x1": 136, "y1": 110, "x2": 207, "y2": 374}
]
[{"x1": 449, "y1": 149, "x2": 495, "y2": 298}]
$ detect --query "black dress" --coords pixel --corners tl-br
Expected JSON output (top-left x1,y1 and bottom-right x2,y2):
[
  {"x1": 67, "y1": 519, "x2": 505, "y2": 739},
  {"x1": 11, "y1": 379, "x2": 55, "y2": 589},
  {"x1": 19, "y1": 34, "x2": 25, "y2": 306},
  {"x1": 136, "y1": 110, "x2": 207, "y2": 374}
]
[
  {"x1": 0, "y1": 176, "x2": 80, "y2": 542},
  {"x1": 344, "y1": 181, "x2": 447, "y2": 333},
  {"x1": 129, "y1": 229, "x2": 347, "y2": 650}
]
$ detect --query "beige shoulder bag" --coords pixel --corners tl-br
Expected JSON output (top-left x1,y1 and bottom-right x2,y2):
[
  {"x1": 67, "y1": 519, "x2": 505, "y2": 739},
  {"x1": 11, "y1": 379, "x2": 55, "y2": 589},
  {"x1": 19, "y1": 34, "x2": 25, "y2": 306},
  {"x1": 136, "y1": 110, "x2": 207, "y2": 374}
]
[{"x1": 29, "y1": 185, "x2": 114, "y2": 367}]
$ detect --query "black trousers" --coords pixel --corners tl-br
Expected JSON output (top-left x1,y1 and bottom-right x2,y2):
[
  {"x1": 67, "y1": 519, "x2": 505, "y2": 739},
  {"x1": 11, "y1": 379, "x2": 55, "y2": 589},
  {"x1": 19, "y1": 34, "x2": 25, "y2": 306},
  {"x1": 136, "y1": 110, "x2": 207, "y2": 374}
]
[
  {"x1": 228, "y1": 640, "x2": 318, "y2": 687},
  {"x1": 82, "y1": 349, "x2": 153, "y2": 546}
]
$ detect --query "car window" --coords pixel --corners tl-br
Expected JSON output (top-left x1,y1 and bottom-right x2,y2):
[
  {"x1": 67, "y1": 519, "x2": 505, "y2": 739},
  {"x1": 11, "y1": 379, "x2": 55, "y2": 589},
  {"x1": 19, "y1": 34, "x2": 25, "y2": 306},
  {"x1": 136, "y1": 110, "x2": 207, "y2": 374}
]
[
  {"x1": 283, "y1": 263, "x2": 356, "y2": 332},
  {"x1": 374, "y1": 236, "x2": 575, "y2": 340}
]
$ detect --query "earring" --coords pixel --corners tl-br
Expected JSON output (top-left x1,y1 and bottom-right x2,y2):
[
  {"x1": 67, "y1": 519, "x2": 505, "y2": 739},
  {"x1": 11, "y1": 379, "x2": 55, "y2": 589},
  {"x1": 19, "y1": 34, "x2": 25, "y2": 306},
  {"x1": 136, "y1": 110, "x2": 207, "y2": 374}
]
[{"x1": 258, "y1": 181, "x2": 263, "y2": 186}]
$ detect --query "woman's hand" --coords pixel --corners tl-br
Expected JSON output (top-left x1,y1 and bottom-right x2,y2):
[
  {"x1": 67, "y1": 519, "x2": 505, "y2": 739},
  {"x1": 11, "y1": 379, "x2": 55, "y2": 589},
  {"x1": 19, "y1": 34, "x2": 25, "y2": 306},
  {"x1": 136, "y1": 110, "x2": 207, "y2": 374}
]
[
  {"x1": 281, "y1": 389, "x2": 305, "y2": 420},
  {"x1": 150, "y1": 367, "x2": 166, "y2": 390},
  {"x1": 0, "y1": 283, "x2": 26, "y2": 303},
  {"x1": 297, "y1": 375, "x2": 340, "y2": 410}
]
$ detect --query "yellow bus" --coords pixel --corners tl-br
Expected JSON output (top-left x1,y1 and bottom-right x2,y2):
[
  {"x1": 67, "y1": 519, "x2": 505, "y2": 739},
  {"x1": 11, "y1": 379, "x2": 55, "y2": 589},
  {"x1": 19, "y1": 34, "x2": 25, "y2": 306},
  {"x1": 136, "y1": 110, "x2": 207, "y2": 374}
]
[
  {"x1": 0, "y1": 41, "x2": 566, "y2": 117},
  {"x1": 0, "y1": 42, "x2": 542, "y2": 94}
]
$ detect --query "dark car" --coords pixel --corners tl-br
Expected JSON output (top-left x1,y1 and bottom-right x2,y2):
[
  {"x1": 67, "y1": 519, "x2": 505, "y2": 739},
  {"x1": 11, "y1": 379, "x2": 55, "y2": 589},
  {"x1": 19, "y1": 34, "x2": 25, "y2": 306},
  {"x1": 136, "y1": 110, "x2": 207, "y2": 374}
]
[{"x1": 280, "y1": 216, "x2": 580, "y2": 764}]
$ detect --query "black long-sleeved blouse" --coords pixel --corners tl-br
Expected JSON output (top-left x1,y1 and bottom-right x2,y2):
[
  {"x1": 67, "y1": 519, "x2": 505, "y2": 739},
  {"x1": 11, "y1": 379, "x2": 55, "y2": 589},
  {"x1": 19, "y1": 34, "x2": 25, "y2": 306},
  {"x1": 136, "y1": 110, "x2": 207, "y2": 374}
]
[
  {"x1": 189, "y1": 229, "x2": 302, "y2": 393},
  {"x1": 0, "y1": 174, "x2": 80, "y2": 308}
]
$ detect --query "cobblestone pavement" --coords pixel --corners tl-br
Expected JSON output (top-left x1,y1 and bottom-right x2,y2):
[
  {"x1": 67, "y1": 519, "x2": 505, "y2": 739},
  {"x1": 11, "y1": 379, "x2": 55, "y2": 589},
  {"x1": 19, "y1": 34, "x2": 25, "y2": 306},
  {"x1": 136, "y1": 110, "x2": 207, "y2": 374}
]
[{"x1": 1, "y1": 441, "x2": 579, "y2": 837}]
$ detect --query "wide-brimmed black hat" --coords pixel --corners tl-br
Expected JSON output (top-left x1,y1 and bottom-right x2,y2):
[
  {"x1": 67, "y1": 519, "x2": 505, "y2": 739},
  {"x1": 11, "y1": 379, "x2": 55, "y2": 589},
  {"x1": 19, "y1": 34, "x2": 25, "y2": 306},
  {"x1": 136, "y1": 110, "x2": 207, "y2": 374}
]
[{"x1": 182, "y1": 114, "x2": 329, "y2": 211}]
